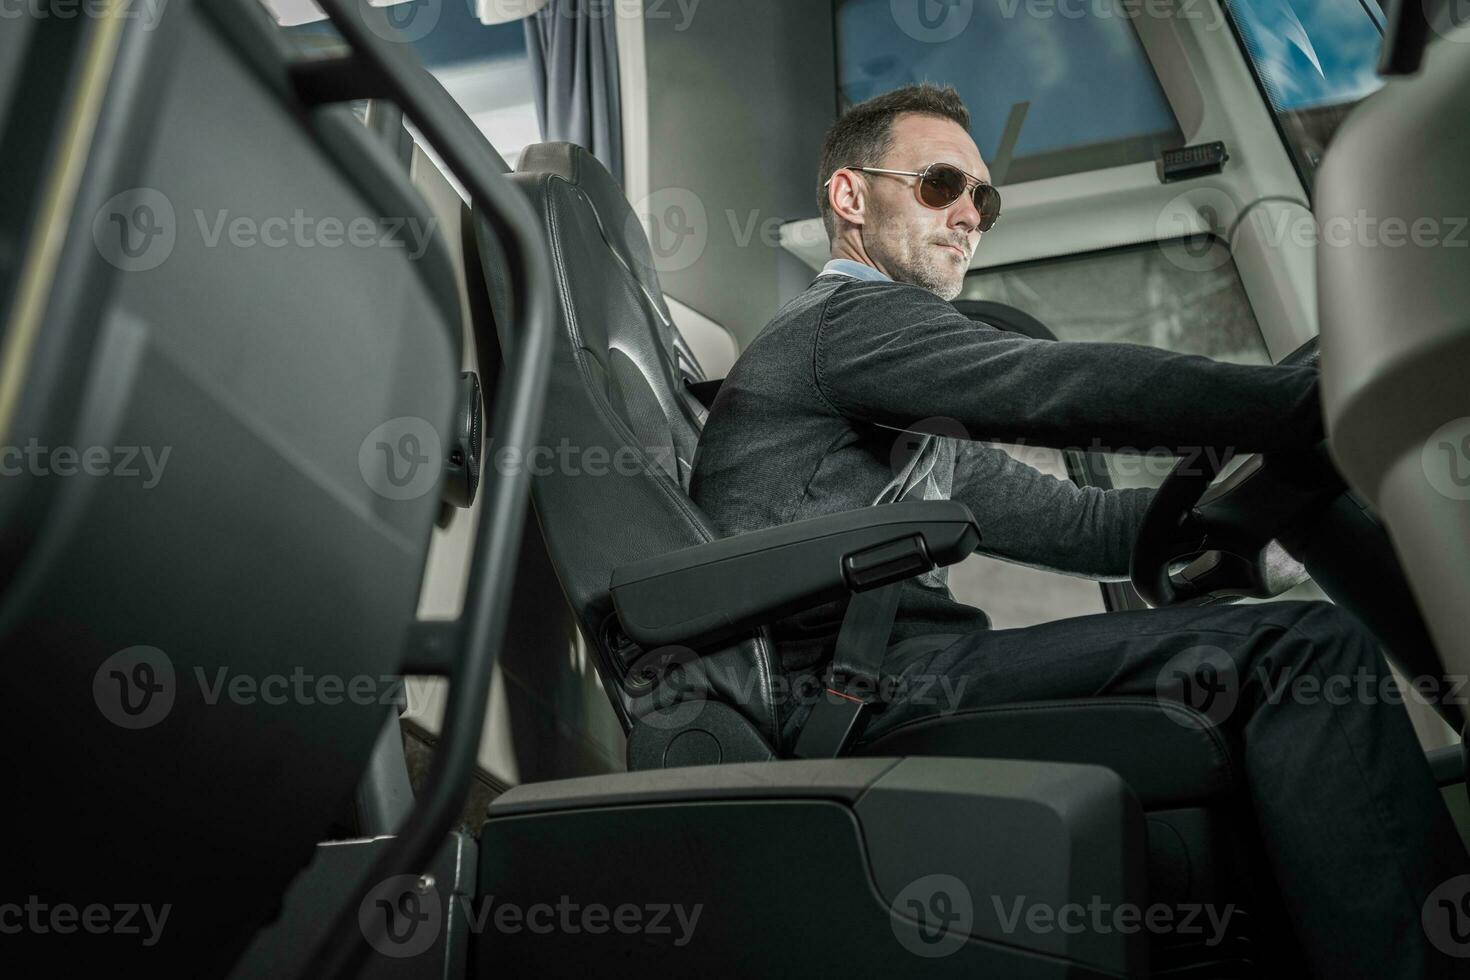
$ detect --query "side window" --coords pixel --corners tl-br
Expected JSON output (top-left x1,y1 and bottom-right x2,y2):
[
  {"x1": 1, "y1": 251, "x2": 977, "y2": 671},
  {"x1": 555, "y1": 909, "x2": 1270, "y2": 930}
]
[
  {"x1": 834, "y1": 0, "x2": 1183, "y2": 184},
  {"x1": 953, "y1": 243, "x2": 1326, "y2": 625},
  {"x1": 960, "y1": 240, "x2": 1270, "y2": 490},
  {"x1": 1222, "y1": 0, "x2": 1386, "y2": 187},
  {"x1": 269, "y1": 0, "x2": 542, "y2": 168}
]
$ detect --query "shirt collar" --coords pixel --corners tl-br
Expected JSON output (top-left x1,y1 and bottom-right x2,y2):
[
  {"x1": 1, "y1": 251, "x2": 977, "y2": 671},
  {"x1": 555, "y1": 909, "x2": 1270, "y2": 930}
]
[{"x1": 820, "y1": 258, "x2": 892, "y2": 283}]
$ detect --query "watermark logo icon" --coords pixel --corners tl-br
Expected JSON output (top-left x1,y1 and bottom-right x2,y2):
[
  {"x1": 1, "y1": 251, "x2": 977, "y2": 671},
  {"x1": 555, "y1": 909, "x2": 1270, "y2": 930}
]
[
  {"x1": 1154, "y1": 188, "x2": 1235, "y2": 273},
  {"x1": 629, "y1": 188, "x2": 709, "y2": 274},
  {"x1": 358, "y1": 0, "x2": 442, "y2": 43},
  {"x1": 889, "y1": 416, "x2": 970, "y2": 479},
  {"x1": 93, "y1": 645, "x2": 176, "y2": 729},
  {"x1": 890, "y1": 874, "x2": 973, "y2": 958},
  {"x1": 93, "y1": 187, "x2": 176, "y2": 272},
  {"x1": 360, "y1": 874, "x2": 443, "y2": 958},
  {"x1": 1156, "y1": 645, "x2": 1240, "y2": 727},
  {"x1": 1421, "y1": 417, "x2": 1470, "y2": 501},
  {"x1": 359, "y1": 417, "x2": 442, "y2": 501},
  {"x1": 1423, "y1": 874, "x2": 1470, "y2": 957},
  {"x1": 630, "y1": 645, "x2": 709, "y2": 730},
  {"x1": 1427, "y1": 0, "x2": 1470, "y2": 42},
  {"x1": 891, "y1": 0, "x2": 974, "y2": 42}
]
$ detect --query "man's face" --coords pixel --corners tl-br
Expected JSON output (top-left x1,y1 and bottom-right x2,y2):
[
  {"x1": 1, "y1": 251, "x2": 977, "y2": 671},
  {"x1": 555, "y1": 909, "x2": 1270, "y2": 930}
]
[{"x1": 856, "y1": 114, "x2": 990, "y2": 300}]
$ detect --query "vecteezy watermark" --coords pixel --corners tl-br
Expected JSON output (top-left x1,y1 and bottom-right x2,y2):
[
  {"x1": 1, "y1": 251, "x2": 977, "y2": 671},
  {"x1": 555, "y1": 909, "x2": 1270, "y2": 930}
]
[
  {"x1": 482, "y1": 0, "x2": 702, "y2": 31},
  {"x1": 1153, "y1": 186, "x2": 1236, "y2": 273},
  {"x1": 0, "y1": 0, "x2": 169, "y2": 29},
  {"x1": 625, "y1": 645, "x2": 710, "y2": 731},
  {"x1": 396, "y1": 425, "x2": 1245, "y2": 494},
  {"x1": 882, "y1": 416, "x2": 1245, "y2": 482},
  {"x1": 890, "y1": 874, "x2": 975, "y2": 958},
  {"x1": 359, "y1": 423, "x2": 697, "y2": 502},
  {"x1": 93, "y1": 646, "x2": 406, "y2": 729},
  {"x1": 1154, "y1": 188, "x2": 1470, "y2": 272},
  {"x1": 1157, "y1": 645, "x2": 1470, "y2": 729},
  {"x1": 94, "y1": 646, "x2": 176, "y2": 730},
  {"x1": 888, "y1": 416, "x2": 974, "y2": 481},
  {"x1": 359, "y1": 416, "x2": 443, "y2": 501},
  {"x1": 890, "y1": 0, "x2": 975, "y2": 43},
  {"x1": 356, "y1": 0, "x2": 443, "y2": 44},
  {"x1": 778, "y1": 669, "x2": 970, "y2": 715},
  {"x1": 93, "y1": 187, "x2": 177, "y2": 272},
  {"x1": 0, "y1": 439, "x2": 171, "y2": 487},
  {"x1": 1424, "y1": 874, "x2": 1470, "y2": 957},
  {"x1": 1256, "y1": 667, "x2": 1470, "y2": 712},
  {"x1": 194, "y1": 208, "x2": 438, "y2": 259},
  {"x1": 992, "y1": 896, "x2": 1237, "y2": 947},
  {"x1": 360, "y1": 875, "x2": 443, "y2": 959},
  {"x1": 1421, "y1": 417, "x2": 1470, "y2": 502},
  {"x1": 1250, "y1": 208, "x2": 1470, "y2": 251},
  {"x1": 629, "y1": 196, "x2": 839, "y2": 273},
  {"x1": 0, "y1": 896, "x2": 171, "y2": 947},
  {"x1": 1155, "y1": 645, "x2": 1241, "y2": 728},
  {"x1": 1426, "y1": 0, "x2": 1470, "y2": 43},
  {"x1": 992, "y1": 0, "x2": 1225, "y2": 26},
  {"x1": 1074, "y1": 441, "x2": 1238, "y2": 479},
  {"x1": 628, "y1": 645, "x2": 972, "y2": 732},
  {"x1": 457, "y1": 895, "x2": 702, "y2": 947},
  {"x1": 483, "y1": 437, "x2": 679, "y2": 480},
  {"x1": 193, "y1": 666, "x2": 405, "y2": 708},
  {"x1": 93, "y1": 187, "x2": 441, "y2": 272},
  {"x1": 628, "y1": 187, "x2": 710, "y2": 274},
  {"x1": 359, "y1": 875, "x2": 703, "y2": 959}
]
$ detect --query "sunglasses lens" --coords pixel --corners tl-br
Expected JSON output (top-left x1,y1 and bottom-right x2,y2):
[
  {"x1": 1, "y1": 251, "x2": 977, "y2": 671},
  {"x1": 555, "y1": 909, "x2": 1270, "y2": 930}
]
[
  {"x1": 919, "y1": 166, "x2": 1002, "y2": 231},
  {"x1": 973, "y1": 184, "x2": 1002, "y2": 232},
  {"x1": 918, "y1": 165, "x2": 967, "y2": 209}
]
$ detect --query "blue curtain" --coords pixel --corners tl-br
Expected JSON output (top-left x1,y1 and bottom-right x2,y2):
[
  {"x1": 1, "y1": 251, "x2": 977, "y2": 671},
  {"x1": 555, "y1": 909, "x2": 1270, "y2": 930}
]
[{"x1": 524, "y1": 0, "x2": 625, "y2": 185}]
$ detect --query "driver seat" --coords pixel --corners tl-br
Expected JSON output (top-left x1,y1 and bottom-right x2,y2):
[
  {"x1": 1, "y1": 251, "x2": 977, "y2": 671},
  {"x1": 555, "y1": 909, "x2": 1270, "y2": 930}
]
[{"x1": 479, "y1": 143, "x2": 1279, "y2": 966}]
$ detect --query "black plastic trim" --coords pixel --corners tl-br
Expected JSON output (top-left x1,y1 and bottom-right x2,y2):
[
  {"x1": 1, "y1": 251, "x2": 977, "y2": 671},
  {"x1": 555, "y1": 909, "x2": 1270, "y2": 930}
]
[
  {"x1": 610, "y1": 500, "x2": 980, "y2": 648},
  {"x1": 286, "y1": 0, "x2": 555, "y2": 975}
]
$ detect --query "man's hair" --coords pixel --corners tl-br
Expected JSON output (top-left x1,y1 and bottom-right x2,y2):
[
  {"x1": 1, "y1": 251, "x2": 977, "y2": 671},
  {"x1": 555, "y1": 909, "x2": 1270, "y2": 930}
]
[{"x1": 817, "y1": 83, "x2": 972, "y2": 237}]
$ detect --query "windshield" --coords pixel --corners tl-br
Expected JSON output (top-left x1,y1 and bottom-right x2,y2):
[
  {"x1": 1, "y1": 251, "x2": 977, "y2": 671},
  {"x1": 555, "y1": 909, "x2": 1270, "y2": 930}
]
[{"x1": 1222, "y1": 0, "x2": 1387, "y2": 188}]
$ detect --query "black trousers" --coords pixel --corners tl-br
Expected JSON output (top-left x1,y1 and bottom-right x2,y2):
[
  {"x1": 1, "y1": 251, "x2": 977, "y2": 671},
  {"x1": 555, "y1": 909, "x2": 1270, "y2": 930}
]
[{"x1": 851, "y1": 599, "x2": 1470, "y2": 979}]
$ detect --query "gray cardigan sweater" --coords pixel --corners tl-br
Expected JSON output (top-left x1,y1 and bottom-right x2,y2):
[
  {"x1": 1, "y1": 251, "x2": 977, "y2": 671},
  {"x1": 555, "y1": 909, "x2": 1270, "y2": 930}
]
[{"x1": 689, "y1": 269, "x2": 1322, "y2": 671}]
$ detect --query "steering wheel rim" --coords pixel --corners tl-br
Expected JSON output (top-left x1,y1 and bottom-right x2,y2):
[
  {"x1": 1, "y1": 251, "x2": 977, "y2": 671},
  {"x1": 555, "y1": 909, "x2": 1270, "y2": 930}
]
[
  {"x1": 1130, "y1": 449, "x2": 1246, "y2": 606},
  {"x1": 1130, "y1": 338, "x2": 1331, "y2": 607}
]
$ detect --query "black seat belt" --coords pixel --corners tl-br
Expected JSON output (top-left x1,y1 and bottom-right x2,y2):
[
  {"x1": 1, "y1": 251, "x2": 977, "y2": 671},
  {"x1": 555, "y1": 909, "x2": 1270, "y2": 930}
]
[
  {"x1": 683, "y1": 377, "x2": 723, "y2": 410},
  {"x1": 792, "y1": 581, "x2": 902, "y2": 759}
]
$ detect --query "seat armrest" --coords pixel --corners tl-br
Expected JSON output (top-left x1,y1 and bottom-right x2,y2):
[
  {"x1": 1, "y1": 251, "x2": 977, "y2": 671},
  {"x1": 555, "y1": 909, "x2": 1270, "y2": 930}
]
[{"x1": 609, "y1": 500, "x2": 980, "y2": 648}]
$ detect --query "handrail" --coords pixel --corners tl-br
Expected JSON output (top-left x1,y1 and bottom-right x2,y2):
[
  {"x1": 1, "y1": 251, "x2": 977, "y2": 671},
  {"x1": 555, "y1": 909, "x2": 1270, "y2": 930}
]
[{"x1": 284, "y1": 1, "x2": 555, "y2": 975}]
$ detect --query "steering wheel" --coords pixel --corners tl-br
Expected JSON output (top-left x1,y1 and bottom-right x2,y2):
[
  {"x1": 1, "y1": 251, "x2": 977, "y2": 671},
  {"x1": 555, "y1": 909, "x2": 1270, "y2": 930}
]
[
  {"x1": 1129, "y1": 338, "x2": 1343, "y2": 607},
  {"x1": 1127, "y1": 345, "x2": 1468, "y2": 732}
]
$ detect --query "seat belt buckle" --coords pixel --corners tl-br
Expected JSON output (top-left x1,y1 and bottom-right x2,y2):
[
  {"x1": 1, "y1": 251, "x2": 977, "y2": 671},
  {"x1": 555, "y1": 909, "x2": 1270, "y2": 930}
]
[
  {"x1": 791, "y1": 674, "x2": 878, "y2": 759},
  {"x1": 825, "y1": 666, "x2": 888, "y2": 709}
]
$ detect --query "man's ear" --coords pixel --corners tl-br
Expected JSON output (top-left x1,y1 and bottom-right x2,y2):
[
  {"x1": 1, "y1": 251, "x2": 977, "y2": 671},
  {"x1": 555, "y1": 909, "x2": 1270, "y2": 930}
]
[{"x1": 827, "y1": 169, "x2": 867, "y2": 228}]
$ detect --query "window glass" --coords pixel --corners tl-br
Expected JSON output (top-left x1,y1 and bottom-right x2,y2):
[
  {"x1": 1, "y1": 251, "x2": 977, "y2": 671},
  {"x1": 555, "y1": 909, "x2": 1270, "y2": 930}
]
[
  {"x1": 951, "y1": 241, "x2": 1326, "y2": 622},
  {"x1": 958, "y1": 240, "x2": 1271, "y2": 490},
  {"x1": 271, "y1": 0, "x2": 541, "y2": 169},
  {"x1": 835, "y1": 0, "x2": 1183, "y2": 184},
  {"x1": 1222, "y1": 0, "x2": 1386, "y2": 185}
]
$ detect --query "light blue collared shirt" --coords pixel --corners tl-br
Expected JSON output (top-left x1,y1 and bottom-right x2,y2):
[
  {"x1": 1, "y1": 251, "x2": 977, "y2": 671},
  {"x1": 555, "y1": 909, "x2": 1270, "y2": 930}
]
[{"x1": 820, "y1": 258, "x2": 892, "y2": 283}]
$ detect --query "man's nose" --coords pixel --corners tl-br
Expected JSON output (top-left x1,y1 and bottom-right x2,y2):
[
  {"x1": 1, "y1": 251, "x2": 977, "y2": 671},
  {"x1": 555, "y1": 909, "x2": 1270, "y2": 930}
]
[{"x1": 948, "y1": 190, "x2": 981, "y2": 235}]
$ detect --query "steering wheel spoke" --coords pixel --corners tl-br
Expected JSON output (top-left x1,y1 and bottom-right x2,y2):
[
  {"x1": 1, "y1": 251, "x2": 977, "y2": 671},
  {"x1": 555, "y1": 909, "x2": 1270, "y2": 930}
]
[{"x1": 1131, "y1": 437, "x2": 1339, "y2": 607}]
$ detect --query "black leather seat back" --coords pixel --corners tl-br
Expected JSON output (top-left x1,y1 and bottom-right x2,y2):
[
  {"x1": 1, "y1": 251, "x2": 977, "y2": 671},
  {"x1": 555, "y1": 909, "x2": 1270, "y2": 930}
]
[
  {"x1": 478, "y1": 143, "x2": 779, "y2": 750},
  {"x1": 1, "y1": 0, "x2": 461, "y2": 971}
]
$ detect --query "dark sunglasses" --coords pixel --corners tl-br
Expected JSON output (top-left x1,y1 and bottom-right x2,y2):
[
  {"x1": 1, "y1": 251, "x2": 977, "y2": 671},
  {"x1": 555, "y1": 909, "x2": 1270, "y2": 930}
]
[{"x1": 827, "y1": 163, "x2": 1002, "y2": 232}]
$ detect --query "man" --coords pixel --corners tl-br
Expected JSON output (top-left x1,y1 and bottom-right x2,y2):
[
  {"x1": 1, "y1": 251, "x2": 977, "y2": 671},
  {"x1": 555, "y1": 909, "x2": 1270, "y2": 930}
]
[{"x1": 689, "y1": 83, "x2": 1468, "y2": 977}]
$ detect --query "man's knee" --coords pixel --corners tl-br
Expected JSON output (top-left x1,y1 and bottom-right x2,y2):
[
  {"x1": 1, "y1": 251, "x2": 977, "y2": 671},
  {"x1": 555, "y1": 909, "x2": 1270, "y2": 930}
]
[
  {"x1": 1273, "y1": 600, "x2": 1371, "y2": 645},
  {"x1": 1254, "y1": 600, "x2": 1385, "y2": 691}
]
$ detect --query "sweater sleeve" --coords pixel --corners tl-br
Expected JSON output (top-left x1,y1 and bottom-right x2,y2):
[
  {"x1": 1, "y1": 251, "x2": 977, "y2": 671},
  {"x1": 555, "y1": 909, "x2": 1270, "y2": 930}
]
[
  {"x1": 950, "y1": 441, "x2": 1154, "y2": 579},
  {"x1": 812, "y1": 279, "x2": 1323, "y2": 454}
]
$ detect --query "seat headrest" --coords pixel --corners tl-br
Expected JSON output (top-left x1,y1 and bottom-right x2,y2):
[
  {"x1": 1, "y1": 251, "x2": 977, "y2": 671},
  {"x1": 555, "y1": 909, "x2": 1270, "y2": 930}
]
[{"x1": 516, "y1": 142, "x2": 668, "y2": 312}]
